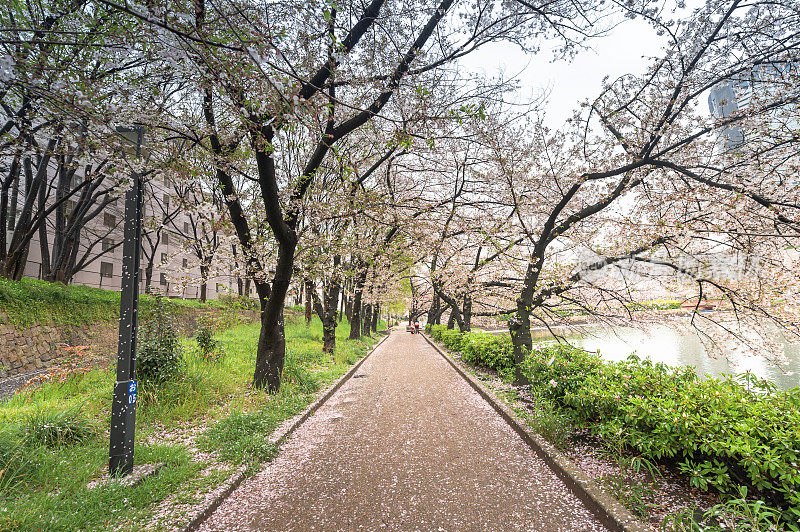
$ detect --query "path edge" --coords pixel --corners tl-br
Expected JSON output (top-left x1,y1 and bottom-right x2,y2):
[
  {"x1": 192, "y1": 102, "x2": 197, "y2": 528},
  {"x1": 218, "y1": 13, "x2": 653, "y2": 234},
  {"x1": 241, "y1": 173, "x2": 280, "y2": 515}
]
[
  {"x1": 181, "y1": 332, "x2": 391, "y2": 532},
  {"x1": 421, "y1": 332, "x2": 652, "y2": 532}
]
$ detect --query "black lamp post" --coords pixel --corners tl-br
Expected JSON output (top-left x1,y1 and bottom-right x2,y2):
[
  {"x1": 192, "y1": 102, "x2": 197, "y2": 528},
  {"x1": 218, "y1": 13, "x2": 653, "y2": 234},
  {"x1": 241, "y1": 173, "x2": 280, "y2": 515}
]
[{"x1": 109, "y1": 125, "x2": 145, "y2": 478}]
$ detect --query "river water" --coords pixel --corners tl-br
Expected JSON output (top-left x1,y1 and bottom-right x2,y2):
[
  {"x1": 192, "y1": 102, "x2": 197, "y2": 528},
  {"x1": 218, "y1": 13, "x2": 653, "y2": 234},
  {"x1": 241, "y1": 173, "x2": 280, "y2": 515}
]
[{"x1": 529, "y1": 324, "x2": 800, "y2": 391}]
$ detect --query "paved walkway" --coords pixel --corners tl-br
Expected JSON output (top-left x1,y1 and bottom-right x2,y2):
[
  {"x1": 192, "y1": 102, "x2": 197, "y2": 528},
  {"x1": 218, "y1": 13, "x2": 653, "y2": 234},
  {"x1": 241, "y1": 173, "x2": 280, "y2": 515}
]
[{"x1": 200, "y1": 331, "x2": 607, "y2": 531}]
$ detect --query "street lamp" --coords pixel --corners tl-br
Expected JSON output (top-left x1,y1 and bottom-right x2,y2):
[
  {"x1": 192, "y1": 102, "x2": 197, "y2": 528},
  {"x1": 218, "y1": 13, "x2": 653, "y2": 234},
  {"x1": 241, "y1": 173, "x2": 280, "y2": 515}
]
[{"x1": 109, "y1": 125, "x2": 145, "y2": 478}]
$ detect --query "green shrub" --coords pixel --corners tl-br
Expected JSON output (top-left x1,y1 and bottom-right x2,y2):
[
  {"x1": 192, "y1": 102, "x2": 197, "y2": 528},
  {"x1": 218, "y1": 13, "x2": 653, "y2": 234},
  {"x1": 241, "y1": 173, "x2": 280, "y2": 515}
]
[
  {"x1": 428, "y1": 324, "x2": 447, "y2": 341},
  {"x1": 460, "y1": 332, "x2": 514, "y2": 372},
  {"x1": 521, "y1": 345, "x2": 800, "y2": 528},
  {"x1": 137, "y1": 295, "x2": 184, "y2": 384},
  {"x1": 217, "y1": 293, "x2": 259, "y2": 311},
  {"x1": 195, "y1": 322, "x2": 223, "y2": 361},
  {"x1": 20, "y1": 409, "x2": 98, "y2": 447}
]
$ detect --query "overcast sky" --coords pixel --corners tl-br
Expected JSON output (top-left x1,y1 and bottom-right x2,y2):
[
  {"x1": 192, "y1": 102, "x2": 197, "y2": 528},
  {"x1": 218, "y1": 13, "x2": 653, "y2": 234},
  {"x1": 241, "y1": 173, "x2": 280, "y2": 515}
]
[{"x1": 461, "y1": 17, "x2": 670, "y2": 127}]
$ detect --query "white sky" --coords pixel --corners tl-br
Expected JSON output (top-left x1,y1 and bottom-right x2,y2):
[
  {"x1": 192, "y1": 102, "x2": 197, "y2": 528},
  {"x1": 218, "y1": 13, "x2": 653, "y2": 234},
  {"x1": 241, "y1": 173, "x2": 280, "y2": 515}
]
[{"x1": 461, "y1": 17, "x2": 669, "y2": 127}]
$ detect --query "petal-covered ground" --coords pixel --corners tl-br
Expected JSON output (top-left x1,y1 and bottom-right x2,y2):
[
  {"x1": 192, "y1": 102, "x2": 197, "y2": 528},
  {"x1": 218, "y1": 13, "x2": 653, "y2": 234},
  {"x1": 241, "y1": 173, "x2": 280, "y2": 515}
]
[{"x1": 200, "y1": 331, "x2": 607, "y2": 531}]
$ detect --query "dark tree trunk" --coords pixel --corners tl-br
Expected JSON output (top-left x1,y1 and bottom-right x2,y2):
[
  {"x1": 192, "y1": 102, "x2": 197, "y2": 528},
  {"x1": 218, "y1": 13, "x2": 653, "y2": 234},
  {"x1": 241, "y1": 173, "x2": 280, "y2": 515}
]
[
  {"x1": 304, "y1": 281, "x2": 313, "y2": 325},
  {"x1": 200, "y1": 264, "x2": 210, "y2": 303},
  {"x1": 297, "y1": 280, "x2": 304, "y2": 306},
  {"x1": 349, "y1": 289, "x2": 362, "y2": 339},
  {"x1": 372, "y1": 303, "x2": 379, "y2": 332},
  {"x1": 307, "y1": 275, "x2": 340, "y2": 353},
  {"x1": 344, "y1": 292, "x2": 353, "y2": 323},
  {"x1": 430, "y1": 295, "x2": 441, "y2": 325},
  {"x1": 462, "y1": 296, "x2": 472, "y2": 332},
  {"x1": 508, "y1": 299, "x2": 532, "y2": 385},
  {"x1": 145, "y1": 264, "x2": 154, "y2": 293},
  {"x1": 362, "y1": 303, "x2": 372, "y2": 337},
  {"x1": 322, "y1": 282, "x2": 340, "y2": 352},
  {"x1": 252, "y1": 238, "x2": 296, "y2": 392},
  {"x1": 447, "y1": 310, "x2": 455, "y2": 329}
]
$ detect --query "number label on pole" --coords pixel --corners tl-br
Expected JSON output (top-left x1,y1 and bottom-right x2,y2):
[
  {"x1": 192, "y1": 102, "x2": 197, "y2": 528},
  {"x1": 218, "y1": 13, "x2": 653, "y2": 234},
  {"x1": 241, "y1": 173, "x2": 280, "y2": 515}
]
[{"x1": 127, "y1": 381, "x2": 137, "y2": 405}]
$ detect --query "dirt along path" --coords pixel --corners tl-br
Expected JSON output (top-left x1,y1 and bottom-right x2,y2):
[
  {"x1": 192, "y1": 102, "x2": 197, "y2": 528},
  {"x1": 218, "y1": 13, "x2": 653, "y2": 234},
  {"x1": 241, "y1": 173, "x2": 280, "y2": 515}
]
[{"x1": 199, "y1": 330, "x2": 608, "y2": 531}]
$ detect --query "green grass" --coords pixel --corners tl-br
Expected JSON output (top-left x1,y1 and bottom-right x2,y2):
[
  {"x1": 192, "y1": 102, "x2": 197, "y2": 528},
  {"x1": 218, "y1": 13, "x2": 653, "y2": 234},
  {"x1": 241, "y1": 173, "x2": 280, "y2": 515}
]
[
  {"x1": 0, "y1": 311, "x2": 377, "y2": 530},
  {"x1": 0, "y1": 278, "x2": 224, "y2": 328}
]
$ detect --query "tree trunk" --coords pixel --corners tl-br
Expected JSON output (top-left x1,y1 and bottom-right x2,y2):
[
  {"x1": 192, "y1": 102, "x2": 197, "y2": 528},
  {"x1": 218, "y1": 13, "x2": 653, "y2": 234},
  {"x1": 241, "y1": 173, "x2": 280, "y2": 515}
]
[
  {"x1": 304, "y1": 280, "x2": 313, "y2": 325},
  {"x1": 462, "y1": 296, "x2": 472, "y2": 332},
  {"x1": 344, "y1": 293, "x2": 353, "y2": 323},
  {"x1": 307, "y1": 276, "x2": 340, "y2": 353},
  {"x1": 430, "y1": 295, "x2": 441, "y2": 325},
  {"x1": 349, "y1": 289, "x2": 362, "y2": 339},
  {"x1": 508, "y1": 299, "x2": 532, "y2": 385},
  {"x1": 252, "y1": 238, "x2": 296, "y2": 392},
  {"x1": 322, "y1": 280, "x2": 340, "y2": 353},
  {"x1": 362, "y1": 303, "x2": 372, "y2": 337},
  {"x1": 200, "y1": 264, "x2": 209, "y2": 303},
  {"x1": 447, "y1": 310, "x2": 455, "y2": 329},
  {"x1": 145, "y1": 264, "x2": 153, "y2": 293},
  {"x1": 372, "y1": 303, "x2": 379, "y2": 332}
]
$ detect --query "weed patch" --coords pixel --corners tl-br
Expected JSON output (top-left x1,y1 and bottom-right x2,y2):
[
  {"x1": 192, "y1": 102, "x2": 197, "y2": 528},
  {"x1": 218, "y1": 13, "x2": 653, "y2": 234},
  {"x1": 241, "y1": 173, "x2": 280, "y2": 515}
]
[{"x1": 0, "y1": 310, "x2": 374, "y2": 530}]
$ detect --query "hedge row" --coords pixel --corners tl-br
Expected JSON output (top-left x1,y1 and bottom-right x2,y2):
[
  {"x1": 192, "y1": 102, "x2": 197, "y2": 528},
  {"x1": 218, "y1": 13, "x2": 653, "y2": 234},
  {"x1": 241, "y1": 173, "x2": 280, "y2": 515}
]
[
  {"x1": 426, "y1": 325, "x2": 800, "y2": 528},
  {"x1": 427, "y1": 324, "x2": 515, "y2": 374}
]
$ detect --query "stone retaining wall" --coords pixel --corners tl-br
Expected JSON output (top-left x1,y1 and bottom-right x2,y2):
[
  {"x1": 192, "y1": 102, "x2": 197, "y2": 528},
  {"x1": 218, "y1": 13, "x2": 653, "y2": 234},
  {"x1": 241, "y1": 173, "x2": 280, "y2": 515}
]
[{"x1": 0, "y1": 313, "x2": 118, "y2": 378}]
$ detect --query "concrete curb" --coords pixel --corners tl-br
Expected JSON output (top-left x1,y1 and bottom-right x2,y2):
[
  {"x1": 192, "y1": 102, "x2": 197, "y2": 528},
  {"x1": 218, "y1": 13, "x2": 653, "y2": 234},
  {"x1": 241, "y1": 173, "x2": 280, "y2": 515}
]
[
  {"x1": 421, "y1": 332, "x2": 652, "y2": 532},
  {"x1": 181, "y1": 332, "x2": 390, "y2": 532}
]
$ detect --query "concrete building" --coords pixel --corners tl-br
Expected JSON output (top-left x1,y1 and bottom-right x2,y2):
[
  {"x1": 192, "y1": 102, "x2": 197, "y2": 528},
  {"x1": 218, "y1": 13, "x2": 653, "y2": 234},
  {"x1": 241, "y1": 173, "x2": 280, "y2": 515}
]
[
  {"x1": 708, "y1": 60, "x2": 799, "y2": 154},
  {"x1": 3, "y1": 173, "x2": 244, "y2": 300}
]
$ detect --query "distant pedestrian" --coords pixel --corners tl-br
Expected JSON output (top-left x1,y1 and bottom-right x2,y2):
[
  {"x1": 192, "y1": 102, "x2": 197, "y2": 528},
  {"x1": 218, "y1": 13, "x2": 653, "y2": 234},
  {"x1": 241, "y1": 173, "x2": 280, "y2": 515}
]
[{"x1": 413, "y1": 318, "x2": 420, "y2": 334}]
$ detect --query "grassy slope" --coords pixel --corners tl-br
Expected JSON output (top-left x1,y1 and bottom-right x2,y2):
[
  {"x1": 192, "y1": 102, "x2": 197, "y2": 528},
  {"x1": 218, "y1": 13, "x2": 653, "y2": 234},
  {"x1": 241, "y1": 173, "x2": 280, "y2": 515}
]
[
  {"x1": 0, "y1": 278, "x2": 235, "y2": 328},
  {"x1": 0, "y1": 313, "x2": 379, "y2": 531}
]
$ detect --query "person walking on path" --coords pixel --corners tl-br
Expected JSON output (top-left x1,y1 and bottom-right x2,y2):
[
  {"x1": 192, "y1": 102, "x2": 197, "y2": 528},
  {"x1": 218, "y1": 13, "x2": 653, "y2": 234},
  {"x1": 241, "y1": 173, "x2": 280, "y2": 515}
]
[
  {"x1": 413, "y1": 318, "x2": 420, "y2": 334},
  {"x1": 199, "y1": 331, "x2": 607, "y2": 531}
]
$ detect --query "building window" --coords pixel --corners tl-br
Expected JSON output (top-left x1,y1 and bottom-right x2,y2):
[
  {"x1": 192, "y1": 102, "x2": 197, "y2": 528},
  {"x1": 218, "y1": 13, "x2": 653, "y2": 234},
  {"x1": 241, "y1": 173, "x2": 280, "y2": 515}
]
[
  {"x1": 159, "y1": 273, "x2": 167, "y2": 285},
  {"x1": 182, "y1": 258, "x2": 188, "y2": 268},
  {"x1": 163, "y1": 194, "x2": 170, "y2": 208},
  {"x1": 100, "y1": 262, "x2": 113, "y2": 278},
  {"x1": 164, "y1": 177, "x2": 172, "y2": 188},
  {"x1": 161, "y1": 252, "x2": 168, "y2": 264},
  {"x1": 102, "y1": 238, "x2": 114, "y2": 252},
  {"x1": 184, "y1": 221, "x2": 190, "y2": 233},
  {"x1": 104, "y1": 213, "x2": 116, "y2": 227},
  {"x1": 162, "y1": 232, "x2": 169, "y2": 245}
]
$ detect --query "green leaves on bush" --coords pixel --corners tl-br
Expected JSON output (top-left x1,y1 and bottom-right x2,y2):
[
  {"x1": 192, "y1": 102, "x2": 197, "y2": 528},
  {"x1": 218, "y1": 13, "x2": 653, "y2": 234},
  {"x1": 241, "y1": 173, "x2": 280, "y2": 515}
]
[
  {"x1": 195, "y1": 322, "x2": 223, "y2": 362},
  {"x1": 521, "y1": 345, "x2": 800, "y2": 528},
  {"x1": 137, "y1": 295, "x2": 184, "y2": 384},
  {"x1": 428, "y1": 325, "x2": 515, "y2": 374}
]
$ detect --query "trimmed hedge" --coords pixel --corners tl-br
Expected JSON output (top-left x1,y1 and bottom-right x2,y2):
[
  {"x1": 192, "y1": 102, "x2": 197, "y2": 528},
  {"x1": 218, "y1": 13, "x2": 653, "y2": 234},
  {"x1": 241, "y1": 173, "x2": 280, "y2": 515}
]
[
  {"x1": 523, "y1": 345, "x2": 800, "y2": 528},
  {"x1": 428, "y1": 325, "x2": 515, "y2": 375},
  {"x1": 426, "y1": 326, "x2": 800, "y2": 528}
]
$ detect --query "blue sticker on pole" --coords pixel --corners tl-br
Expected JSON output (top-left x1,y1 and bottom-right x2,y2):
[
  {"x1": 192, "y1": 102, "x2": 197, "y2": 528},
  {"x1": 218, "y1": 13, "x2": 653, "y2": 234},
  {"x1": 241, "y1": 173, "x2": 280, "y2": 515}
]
[{"x1": 128, "y1": 381, "x2": 137, "y2": 405}]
